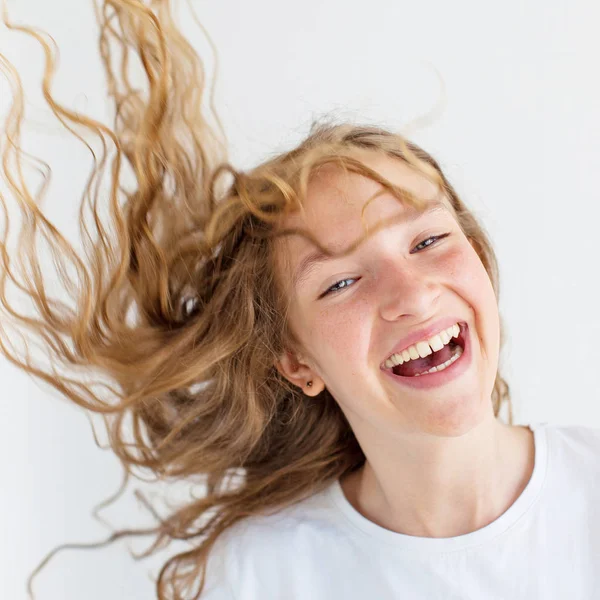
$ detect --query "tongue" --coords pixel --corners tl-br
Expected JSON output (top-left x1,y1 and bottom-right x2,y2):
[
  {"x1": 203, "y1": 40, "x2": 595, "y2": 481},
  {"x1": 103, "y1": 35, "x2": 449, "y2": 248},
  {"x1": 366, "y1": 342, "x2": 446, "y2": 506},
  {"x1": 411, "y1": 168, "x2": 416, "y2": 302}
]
[{"x1": 393, "y1": 344, "x2": 454, "y2": 377}]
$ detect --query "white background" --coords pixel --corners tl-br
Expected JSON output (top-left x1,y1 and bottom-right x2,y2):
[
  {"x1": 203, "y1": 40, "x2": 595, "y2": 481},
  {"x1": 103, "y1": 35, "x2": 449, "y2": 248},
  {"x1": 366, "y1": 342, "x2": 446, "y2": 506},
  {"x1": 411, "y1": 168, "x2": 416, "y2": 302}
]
[{"x1": 1, "y1": 0, "x2": 600, "y2": 598}]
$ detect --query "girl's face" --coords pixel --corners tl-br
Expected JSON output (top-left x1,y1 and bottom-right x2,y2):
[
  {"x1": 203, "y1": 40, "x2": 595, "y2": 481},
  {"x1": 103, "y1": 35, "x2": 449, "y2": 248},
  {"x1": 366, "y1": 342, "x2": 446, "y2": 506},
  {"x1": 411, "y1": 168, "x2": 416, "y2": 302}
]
[{"x1": 274, "y1": 151, "x2": 500, "y2": 436}]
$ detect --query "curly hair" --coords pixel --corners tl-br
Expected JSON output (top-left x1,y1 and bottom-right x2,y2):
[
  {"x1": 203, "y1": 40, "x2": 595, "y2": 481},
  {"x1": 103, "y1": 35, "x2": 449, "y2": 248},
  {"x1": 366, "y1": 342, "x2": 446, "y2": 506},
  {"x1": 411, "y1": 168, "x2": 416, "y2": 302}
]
[{"x1": 0, "y1": 1, "x2": 512, "y2": 598}]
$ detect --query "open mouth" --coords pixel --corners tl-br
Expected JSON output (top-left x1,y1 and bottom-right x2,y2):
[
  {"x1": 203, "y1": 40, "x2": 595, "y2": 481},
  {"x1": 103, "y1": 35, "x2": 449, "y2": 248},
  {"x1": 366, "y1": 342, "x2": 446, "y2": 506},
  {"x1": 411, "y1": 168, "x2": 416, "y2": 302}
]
[{"x1": 391, "y1": 323, "x2": 467, "y2": 378}]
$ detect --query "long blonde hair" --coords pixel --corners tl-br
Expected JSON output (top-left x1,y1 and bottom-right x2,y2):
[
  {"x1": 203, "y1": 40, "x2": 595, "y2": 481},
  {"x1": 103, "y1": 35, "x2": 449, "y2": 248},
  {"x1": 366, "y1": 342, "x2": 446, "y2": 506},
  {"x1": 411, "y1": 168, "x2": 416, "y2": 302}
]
[{"x1": 0, "y1": 1, "x2": 512, "y2": 598}]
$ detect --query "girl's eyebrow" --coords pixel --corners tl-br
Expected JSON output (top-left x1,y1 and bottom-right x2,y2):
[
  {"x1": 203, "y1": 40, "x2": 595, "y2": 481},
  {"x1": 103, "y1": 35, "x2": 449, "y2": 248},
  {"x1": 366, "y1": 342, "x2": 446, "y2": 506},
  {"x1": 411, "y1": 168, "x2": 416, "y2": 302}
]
[{"x1": 292, "y1": 201, "x2": 447, "y2": 290}]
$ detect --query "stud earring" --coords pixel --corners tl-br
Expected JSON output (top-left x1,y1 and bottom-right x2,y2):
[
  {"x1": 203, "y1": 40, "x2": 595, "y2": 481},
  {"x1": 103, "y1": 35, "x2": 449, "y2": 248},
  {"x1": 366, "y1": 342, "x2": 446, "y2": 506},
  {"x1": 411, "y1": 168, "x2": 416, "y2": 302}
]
[{"x1": 307, "y1": 381, "x2": 313, "y2": 387}]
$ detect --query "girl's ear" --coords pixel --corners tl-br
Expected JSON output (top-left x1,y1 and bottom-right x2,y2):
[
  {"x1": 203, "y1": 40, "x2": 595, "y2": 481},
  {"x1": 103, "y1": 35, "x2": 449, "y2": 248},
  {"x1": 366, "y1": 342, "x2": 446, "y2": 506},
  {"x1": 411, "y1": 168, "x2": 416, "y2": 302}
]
[{"x1": 274, "y1": 349, "x2": 325, "y2": 396}]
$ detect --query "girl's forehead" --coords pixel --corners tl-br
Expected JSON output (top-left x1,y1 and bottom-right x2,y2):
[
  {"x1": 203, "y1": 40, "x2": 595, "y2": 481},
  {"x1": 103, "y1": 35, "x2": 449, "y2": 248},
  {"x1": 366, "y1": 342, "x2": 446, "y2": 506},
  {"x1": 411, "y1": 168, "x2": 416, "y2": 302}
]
[{"x1": 281, "y1": 153, "x2": 445, "y2": 241}]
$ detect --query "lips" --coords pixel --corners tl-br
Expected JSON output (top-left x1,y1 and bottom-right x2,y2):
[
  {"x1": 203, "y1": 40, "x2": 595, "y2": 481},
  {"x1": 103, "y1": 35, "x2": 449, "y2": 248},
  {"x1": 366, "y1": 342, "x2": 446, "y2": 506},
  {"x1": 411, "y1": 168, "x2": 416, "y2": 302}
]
[
  {"x1": 382, "y1": 323, "x2": 472, "y2": 390},
  {"x1": 382, "y1": 317, "x2": 467, "y2": 367}
]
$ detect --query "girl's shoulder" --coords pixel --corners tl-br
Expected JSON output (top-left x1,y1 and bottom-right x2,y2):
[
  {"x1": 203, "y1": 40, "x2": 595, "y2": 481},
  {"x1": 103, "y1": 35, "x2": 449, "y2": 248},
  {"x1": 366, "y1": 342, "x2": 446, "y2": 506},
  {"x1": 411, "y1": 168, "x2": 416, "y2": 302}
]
[{"x1": 534, "y1": 420, "x2": 600, "y2": 486}]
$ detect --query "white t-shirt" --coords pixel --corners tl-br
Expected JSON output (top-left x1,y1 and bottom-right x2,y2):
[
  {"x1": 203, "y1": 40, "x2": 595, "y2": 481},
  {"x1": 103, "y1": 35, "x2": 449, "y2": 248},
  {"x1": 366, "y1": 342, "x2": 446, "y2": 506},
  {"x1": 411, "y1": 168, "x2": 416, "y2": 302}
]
[{"x1": 201, "y1": 422, "x2": 600, "y2": 599}]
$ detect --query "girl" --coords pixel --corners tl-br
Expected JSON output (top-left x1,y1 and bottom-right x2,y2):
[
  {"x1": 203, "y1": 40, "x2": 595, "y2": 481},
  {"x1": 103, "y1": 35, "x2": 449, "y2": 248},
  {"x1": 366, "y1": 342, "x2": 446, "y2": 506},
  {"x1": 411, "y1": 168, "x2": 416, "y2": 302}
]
[{"x1": 1, "y1": 1, "x2": 599, "y2": 599}]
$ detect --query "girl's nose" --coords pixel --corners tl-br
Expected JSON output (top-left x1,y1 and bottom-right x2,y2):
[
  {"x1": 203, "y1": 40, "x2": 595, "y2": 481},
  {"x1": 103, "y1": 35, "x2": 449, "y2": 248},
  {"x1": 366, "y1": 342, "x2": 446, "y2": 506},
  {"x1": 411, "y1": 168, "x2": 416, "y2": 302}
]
[{"x1": 377, "y1": 257, "x2": 441, "y2": 322}]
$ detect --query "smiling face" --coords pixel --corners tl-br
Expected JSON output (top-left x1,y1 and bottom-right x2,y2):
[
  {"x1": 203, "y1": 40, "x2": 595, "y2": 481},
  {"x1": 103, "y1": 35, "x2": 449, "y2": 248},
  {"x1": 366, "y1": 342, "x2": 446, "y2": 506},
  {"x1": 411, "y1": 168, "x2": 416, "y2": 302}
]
[{"x1": 273, "y1": 149, "x2": 500, "y2": 437}]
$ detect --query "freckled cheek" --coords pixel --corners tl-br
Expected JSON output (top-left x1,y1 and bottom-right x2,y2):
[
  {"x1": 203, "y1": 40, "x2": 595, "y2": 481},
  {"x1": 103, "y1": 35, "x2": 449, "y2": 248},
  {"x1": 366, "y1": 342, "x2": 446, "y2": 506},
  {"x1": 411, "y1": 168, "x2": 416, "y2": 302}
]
[
  {"x1": 444, "y1": 245, "x2": 493, "y2": 298},
  {"x1": 313, "y1": 305, "x2": 370, "y2": 366}
]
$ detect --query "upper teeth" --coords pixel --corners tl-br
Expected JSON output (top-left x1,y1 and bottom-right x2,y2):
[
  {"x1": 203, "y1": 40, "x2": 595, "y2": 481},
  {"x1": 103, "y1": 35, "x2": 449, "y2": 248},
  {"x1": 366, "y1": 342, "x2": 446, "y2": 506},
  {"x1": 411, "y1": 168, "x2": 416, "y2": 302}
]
[{"x1": 383, "y1": 323, "x2": 461, "y2": 370}]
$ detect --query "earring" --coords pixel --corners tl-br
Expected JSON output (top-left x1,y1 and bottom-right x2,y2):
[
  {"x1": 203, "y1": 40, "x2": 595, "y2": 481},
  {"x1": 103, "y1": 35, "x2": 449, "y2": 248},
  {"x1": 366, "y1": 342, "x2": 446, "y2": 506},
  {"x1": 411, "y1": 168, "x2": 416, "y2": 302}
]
[{"x1": 307, "y1": 381, "x2": 313, "y2": 387}]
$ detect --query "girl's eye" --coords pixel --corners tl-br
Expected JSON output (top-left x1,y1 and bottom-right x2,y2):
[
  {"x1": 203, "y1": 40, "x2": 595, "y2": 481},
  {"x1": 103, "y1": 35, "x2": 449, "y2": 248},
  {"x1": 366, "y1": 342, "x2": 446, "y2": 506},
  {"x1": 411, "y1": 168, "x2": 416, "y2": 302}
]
[
  {"x1": 411, "y1": 232, "x2": 451, "y2": 253},
  {"x1": 319, "y1": 233, "x2": 451, "y2": 298},
  {"x1": 321, "y1": 277, "x2": 357, "y2": 297}
]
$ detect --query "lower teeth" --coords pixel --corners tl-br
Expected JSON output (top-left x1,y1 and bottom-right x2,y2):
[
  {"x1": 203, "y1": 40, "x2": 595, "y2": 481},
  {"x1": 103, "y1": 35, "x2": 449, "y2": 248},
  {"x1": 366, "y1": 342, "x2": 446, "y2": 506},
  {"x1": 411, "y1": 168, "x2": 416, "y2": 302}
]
[{"x1": 413, "y1": 345, "x2": 463, "y2": 377}]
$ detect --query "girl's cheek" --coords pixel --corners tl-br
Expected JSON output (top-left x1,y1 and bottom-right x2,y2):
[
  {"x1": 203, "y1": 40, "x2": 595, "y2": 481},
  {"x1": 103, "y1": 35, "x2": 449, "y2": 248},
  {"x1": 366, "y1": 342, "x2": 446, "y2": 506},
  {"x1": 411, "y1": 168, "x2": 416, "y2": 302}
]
[
  {"x1": 312, "y1": 297, "x2": 371, "y2": 356},
  {"x1": 439, "y1": 241, "x2": 469, "y2": 271},
  {"x1": 444, "y1": 242, "x2": 488, "y2": 286}
]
